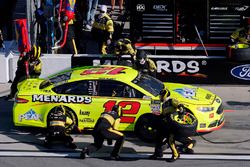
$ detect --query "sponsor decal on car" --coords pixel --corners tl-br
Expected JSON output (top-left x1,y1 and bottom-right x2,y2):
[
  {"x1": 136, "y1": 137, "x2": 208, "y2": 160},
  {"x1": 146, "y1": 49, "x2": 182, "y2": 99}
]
[
  {"x1": 231, "y1": 64, "x2": 250, "y2": 80},
  {"x1": 19, "y1": 109, "x2": 42, "y2": 122},
  {"x1": 32, "y1": 94, "x2": 92, "y2": 104},
  {"x1": 174, "y1": 87, "x2": 198, "y2": 100},
  {"x1": 80, "y1": 118, "x2": 95, "y2": 123},
  {"x1": 80, "y1": 110, "x2": 90, "y2": 116}
]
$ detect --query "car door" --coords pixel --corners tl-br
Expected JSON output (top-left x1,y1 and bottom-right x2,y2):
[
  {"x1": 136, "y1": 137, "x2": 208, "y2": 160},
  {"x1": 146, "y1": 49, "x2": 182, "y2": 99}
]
[
  {"x1": 52, "y1": 80, "x2": 98, "y2": 129},
  {"x1": 96, "y1": 80, "x2": 152, "y2": 131}
]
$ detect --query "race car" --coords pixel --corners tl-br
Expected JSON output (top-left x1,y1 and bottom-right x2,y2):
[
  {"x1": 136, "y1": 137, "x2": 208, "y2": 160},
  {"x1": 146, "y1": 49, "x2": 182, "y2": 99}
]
[{"x1": 13, "y1": 65, "x2": 225, "y2": 142}]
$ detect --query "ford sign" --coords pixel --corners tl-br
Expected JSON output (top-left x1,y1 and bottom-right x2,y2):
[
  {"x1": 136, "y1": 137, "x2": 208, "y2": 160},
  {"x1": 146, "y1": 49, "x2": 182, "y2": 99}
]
[{"x1": 231, "y1": 64, "x2": 250, "y2": 80}]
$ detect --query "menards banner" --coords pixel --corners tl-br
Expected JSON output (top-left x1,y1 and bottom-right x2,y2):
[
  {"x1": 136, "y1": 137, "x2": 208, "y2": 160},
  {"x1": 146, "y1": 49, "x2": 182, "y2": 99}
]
[{"x1": 72, "y1": 54, "x2": 250, "y2": 85}]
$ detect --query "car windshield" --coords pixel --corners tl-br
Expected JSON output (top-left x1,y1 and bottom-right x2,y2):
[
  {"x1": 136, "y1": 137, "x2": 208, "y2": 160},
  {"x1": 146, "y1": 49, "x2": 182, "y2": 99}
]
[
  {"x1": 40, "y1": 71, "x2": 72, "y2": 89},
  {"x1": 132, "y1": 73, "x2": 164, "y2": 96}
]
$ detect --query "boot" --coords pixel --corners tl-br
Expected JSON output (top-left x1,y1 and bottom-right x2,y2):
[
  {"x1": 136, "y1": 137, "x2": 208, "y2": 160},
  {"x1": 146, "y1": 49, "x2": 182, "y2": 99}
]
[
  {"x1": 110, "y1": 153, "x2": 121, "y2": 160},
  {"x1": 80, "y1": 147, "x2": 89, "y2": 159},
  {"x1": 166, "y1": 154, "x2": 180, "y2": 162}
]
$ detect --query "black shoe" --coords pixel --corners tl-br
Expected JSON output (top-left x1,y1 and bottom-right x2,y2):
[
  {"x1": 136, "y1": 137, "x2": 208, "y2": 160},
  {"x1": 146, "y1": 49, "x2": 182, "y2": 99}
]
[
  {"x1": 110, "y1": 154, "x2": 121, "y2": 160},
  {"x1": 44, "y1": 140, "x2": 51, "y2": 148},
  {"x1": 80, "y1": 147, "x2": 89, "y2": 159},
  {"x1": 166, "y1": 154, "x2": 180, "y2": 163},
  {"x1": 183, "y1": 148, "x2": 194, "y2": 154},
  {"x1": 65, "y1": 142, "x2": 77, "y2": 149},
  {"x1": 149, "y1": 154, "x2": 163, "y2": 160}
]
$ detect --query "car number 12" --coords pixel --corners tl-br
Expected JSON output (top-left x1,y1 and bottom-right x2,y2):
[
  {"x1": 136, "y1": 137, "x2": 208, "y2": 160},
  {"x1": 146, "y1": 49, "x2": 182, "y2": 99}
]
[{"x1": 103, "y1": 100, "x2": 141, "y2": 123}]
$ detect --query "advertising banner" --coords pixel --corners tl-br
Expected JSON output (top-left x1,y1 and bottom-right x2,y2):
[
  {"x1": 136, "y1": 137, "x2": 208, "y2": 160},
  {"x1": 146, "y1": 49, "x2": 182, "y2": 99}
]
[{"x1": 72, "y1": 55, "x2": 250, "y2": 85}]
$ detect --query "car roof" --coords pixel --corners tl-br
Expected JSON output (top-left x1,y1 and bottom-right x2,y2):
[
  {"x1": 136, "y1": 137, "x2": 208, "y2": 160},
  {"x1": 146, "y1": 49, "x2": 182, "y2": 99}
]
[{"x1": 70, "y1": 65, "x2": 139, "y2": 83}]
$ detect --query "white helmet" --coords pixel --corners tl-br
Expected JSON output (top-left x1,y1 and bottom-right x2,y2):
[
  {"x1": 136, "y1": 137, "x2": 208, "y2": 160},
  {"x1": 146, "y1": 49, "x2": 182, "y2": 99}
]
[{"x1": 100, "y1": 5, "x2": 107, "y2": 13}]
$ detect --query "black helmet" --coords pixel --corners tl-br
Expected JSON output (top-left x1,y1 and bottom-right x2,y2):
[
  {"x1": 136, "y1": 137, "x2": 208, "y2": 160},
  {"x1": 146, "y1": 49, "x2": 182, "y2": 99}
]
[
  {"x1": 136, "y1": 50, "x2": 147, "y2": 60},
  {"x1": 112, "y1": 105, "x2": 120, "y2": 113}
]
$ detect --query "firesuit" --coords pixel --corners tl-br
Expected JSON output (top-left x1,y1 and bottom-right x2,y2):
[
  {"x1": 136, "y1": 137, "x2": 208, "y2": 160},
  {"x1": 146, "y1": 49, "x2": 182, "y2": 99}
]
[
  {"x1": 91, "y1": 5, "x2": 114, "y2": 54},
  {"x1": 7, "y1": 45, "x2": 41, "y2": 100},
  {"x1": 113, "y1": 38, "x2": 136, "y2": 66},
  {"x1": 61, "y1": 0, "x2": 78, "y2": 54},
  {"x1": 44, "y1": 106, "x2": 78, "y2": 149},
  {"x1": 7, "y1": 54, "x2": 28, "y2": 100},
  {"x1": 80, "y1": 105, "x2": 124, "y2": 160},
  {"x1": 134, "y1": 50, "x2": 157, "y2": 77},
  {"x1": 150, "y1": 90, "x2": 196, "y2": 162},
  {"x1": 29, "y1": 45, "x2": 42, "y2": 78},
  {"x1": 230, "y1": 18, "x2": 250, "y2": 46}
]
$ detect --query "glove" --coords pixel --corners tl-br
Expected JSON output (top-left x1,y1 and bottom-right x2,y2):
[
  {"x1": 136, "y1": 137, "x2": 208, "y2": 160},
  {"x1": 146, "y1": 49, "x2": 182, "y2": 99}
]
[{"x1": 177, "y1": 104, "x2": 184, "y2": 114}]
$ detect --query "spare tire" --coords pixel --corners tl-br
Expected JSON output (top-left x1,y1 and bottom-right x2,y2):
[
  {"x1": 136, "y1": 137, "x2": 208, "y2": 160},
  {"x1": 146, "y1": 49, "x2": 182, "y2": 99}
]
[
  {"x1": 229, "y1": 44, "x2": 250, "y2": 62},
  {"x1": 167, "y1": 111, "x2": 198, "y2": 137}
]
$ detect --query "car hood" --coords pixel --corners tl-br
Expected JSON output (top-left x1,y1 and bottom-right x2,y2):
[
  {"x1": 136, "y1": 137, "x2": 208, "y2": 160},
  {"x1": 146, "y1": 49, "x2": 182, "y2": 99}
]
[
  {"x1": 164, "y1": 83, "x2": 216, "y2": 105},
  {"x1": 17, "y1": 79, "x2": 44, "y2": 94}
]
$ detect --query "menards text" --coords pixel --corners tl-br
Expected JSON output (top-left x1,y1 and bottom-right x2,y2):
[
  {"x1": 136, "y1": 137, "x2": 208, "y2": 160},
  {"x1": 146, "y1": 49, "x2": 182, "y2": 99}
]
[{"x1": 32, "y1": 94, "x2": 92, "y2": 104}]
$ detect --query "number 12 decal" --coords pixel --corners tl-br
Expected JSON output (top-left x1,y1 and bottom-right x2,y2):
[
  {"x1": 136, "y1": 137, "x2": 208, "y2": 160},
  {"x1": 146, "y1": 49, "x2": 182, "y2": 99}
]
[{"x1": 103, "y1": 100, "x2": 141, "y2": 123}]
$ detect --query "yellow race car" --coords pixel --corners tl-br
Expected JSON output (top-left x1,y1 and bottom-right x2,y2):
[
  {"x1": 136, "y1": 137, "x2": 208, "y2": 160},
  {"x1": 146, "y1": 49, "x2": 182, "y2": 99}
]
[{"x1": 13, "y1": 65, "x2": 225, "y2": 142}]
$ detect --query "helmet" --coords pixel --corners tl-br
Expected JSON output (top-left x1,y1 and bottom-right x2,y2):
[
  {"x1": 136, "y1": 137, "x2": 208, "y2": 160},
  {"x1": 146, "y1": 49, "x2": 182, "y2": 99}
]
[
  {"x1": 30, "y1": 45, "x2": 41, "y2": 60},
  {"x1": 100, "y1": 5, "x2": 107, "y2": 13},
  {"x1": 136, "y1": 50, "x2": 147, "y2": 65},
  {"x1": 112, "y1": 105, "x2": 120, "y2": 113},
  {"x1": 52, "y1": 106, "x2": 64, "y2": 116}
]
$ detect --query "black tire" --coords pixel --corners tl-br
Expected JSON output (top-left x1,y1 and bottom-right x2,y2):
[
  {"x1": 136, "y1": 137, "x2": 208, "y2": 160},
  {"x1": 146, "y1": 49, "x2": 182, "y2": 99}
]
[
  {"x1": 231, "y1": 47, "x2": 250, "y2": 62},
  {"x1": 134, "y1": 114, "x2": 158, "y2": 143},
  {"x1": 167, "y1": 111, "x2": 198, "y2": 137}
]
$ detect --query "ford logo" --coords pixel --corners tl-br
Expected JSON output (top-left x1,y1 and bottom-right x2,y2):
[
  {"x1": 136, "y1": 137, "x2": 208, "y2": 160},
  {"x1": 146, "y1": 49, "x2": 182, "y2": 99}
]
[{"x1": 231, "y1": 64, "x2": 250, "y2": 80}]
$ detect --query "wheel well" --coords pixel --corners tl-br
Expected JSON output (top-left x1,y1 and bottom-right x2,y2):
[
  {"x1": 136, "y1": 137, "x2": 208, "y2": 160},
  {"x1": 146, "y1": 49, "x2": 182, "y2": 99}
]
[{"x1": 47, "y1": 106, "x2": 78, "y2": 127}]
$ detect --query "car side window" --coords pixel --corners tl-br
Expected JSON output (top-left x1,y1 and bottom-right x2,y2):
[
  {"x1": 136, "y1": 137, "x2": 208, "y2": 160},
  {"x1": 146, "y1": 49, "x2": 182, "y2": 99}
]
[
  {"x1": 52, "y1": 80, "x2": 97, "y2": 95},
  {"x1": 98, "y1": 80, "x2": 144, "y2": 98}
]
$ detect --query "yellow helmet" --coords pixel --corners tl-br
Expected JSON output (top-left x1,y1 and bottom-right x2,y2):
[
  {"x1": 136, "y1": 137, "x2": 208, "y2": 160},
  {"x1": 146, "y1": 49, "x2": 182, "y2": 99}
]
[{"x1": 31, "y1": 45, "x2": 41, "y2": 59}]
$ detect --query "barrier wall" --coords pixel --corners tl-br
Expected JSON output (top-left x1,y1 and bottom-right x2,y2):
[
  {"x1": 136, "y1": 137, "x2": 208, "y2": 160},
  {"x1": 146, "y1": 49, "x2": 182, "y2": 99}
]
[{"x1": 4, "y1": 52, "x2": 72, "y2": 83}]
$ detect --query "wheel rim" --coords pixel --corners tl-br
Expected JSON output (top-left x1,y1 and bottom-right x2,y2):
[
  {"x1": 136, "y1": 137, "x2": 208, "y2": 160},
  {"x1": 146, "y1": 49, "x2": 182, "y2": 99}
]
[{"x1": 172, "y1": 113, "x2": 196, "y2": 125}]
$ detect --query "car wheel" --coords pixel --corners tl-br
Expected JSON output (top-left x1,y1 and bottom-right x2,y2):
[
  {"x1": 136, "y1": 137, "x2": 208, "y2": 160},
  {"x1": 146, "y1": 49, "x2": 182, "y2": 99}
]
[
  {"x1": 134, "y1": 114, "x2": 158, "y2": 143},
  {"x1": 167, "y1": 110, "x2": 198, "y2": 137},
  {"x1": 47, "y1": 106, "x2": 78, "y2": 127}
]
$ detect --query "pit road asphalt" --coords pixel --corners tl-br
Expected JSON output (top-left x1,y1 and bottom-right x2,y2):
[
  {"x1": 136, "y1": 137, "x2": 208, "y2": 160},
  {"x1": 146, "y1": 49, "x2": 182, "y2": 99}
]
[{"x1": 0, "y1": 83, "x2": 250, "y2": 160}]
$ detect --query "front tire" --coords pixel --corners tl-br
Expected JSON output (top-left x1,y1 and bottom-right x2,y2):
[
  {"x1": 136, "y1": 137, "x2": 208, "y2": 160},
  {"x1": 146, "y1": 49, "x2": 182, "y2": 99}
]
[
  {"x1": 134, "y1": 114, "x2": 158, "y2": 143},
  {"x1": 167, "y1": 111, "x2": 198, "y2": 137}
]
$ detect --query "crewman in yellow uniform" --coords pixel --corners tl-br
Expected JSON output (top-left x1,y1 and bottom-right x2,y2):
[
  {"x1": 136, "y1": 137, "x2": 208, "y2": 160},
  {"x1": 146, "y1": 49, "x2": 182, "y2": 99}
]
[
  {"x1": 150, "y1": 90, "x2": 190, "y2": 162},
  {"x1": 134, "y1": 50, "x2": 157, "y2": 77},
  {"x1": 113, "y1": 38, "x2": 137, "y2": 66},
  {"x1": 80, "y1": 105, "x2": 124, "y2": 160},
  {"x1": 91, "y1": 5, "x2": 114, "y2": 54},
  {"x1": 230, "y1": 17, "x2": 250, "y2": 46},
  {"x1": 44, "y1": 105, "x2": 78, "y2": 149}
]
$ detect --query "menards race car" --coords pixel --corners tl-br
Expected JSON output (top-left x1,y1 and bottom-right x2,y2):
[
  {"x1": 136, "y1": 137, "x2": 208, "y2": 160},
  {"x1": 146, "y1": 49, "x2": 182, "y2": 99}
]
[{"x1": 13, "y1": 65, "x2": 225, "y2": 142}]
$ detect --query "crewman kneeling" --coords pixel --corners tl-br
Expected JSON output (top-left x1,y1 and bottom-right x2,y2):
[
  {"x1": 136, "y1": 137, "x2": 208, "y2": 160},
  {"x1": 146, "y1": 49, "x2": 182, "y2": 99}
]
[
  {"x1": 80, "y1": 105, "x2": 124, "y2": 160},
  {"x1": 44, "y1": 105, "x2": 78, "y2": 149}
]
